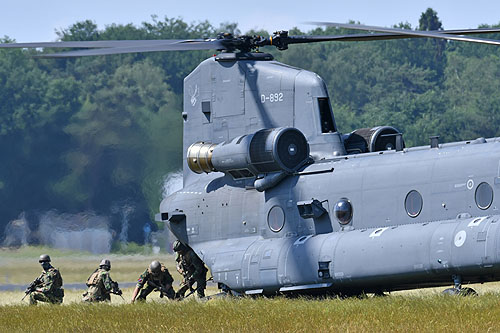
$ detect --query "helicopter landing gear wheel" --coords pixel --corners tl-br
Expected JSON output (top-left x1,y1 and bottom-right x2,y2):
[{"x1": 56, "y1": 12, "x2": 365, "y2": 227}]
[
  {"x1": 458, "y1": 287, "x2": 478, "y2": 296},
  {"x1": 442, "y1": 287, "x2": 460, "y2": 295},
  {"x1": 217, "y1": 283, "x2": 242, "y2": 297},
  {"x1": 442, "y1": 275, "x2": 478, "y2": 296},
  {"x1": 442, "y1": 287, "x2": 477, "y2": 296}
]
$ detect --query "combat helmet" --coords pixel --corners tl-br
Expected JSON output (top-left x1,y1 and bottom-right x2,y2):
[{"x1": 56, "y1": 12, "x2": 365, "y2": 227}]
[
  {"x1": 150, "y1": 260, "x2": 161, "y2": 274},
  {"x1": 173, "y1": 240, "x2": 187, "y2": 252},
  {"x1": 99, "y1": 259, "x2": 111, "y2": 269},
  {"x1": 39, "y1": 254, "x2": 51, "y2": 263}
]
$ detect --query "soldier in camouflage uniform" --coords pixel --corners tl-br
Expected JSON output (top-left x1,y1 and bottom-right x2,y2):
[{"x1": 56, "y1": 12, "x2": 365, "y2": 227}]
[
  {"x1": 174, "y1": 240, "x2": 208, "y2": 298},
  {"x1": 82, "y1": 259, "x2": 122, "y2": 302},
  {"x1": 131, "y1": 260, "x2": 175, "y2": 302},
  {"x1": 28, "y1": 254, "x2": 64, "y2": 305}
]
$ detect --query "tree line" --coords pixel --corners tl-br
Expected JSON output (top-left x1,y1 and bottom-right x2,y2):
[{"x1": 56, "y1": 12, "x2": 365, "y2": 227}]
[{"x1": 1, "y1": 9, "x2": 499, "y2": 242}]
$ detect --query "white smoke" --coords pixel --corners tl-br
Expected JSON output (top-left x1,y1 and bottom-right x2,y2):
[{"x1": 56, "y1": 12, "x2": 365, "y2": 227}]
[
  {"x1": 111, "y1": 204, "x2": 134, "y2": 244},
  {"x1": 158, "y1": 170, "x2": 184, "y2": 253},
  {"x1": 162, "y1": 170, "x2": 183, "y2": 198},
  {"x1": 38, "y1": 210, "x2": 112, "y2": 254},
  {"x1": 3, "y1": 212, "x2": 30, "y2": 247}
]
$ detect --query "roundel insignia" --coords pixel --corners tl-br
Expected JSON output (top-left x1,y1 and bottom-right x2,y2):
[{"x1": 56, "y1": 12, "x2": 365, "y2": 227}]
[{"x1": 454, "y1": 230, "x2": 467, "y2": 247}]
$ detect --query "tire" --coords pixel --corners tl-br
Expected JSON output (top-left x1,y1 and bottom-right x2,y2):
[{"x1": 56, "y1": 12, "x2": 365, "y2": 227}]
[
  {"x1": 442, "y1": 287, "x2": 460, "y2": 295},
  {"x1": 442, "y1": 287, "x2": 478, "y2": 296},
  {"x1": 458, "y1": 287, "x2": 478, "y2": 296}
]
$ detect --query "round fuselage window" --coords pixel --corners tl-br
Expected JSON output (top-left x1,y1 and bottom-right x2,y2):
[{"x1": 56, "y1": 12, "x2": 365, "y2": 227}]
[
  {"x1": 334, "y1": 198, "x2": 353, "y2": 225},
  {"x1": 475, "y1": 182, "x2": 493, "y2": 210},
  {"x1": 405, "y1": 190, "x2": 423, "y2": 218},
  {"x1": 268, "y1": 205, "x2": 285, "y2": 232}
]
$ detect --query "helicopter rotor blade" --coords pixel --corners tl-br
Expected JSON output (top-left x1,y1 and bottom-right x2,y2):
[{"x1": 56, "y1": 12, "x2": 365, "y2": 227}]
[
  {"x1": 285, "y1": 27, "x2": 500, "y2": 44},
  {"x1": 0, "y1": 39, "x2": 225, "y2": 57},
  {"x1": 0, "y1": 40, "x2": 191, "y2": 49},
  {"x1": 308, "y1": 22, "x2": 500, "y2": 46},
  {"x1": 3, "y1": 24, "x2": 500, "y2": 57}
]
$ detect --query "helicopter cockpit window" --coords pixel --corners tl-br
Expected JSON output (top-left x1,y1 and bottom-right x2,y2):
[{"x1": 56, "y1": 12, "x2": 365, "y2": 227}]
[
  {"x1": 318, "y1": 98, "x2": 336, "y2": 133},
  {"x1": 475, "y1": 182, "x2": 493, "y2": 210},
  {"x1": 334, "y1": 198, "x2": 353, "y2": 225},
  {"x1": 405, "y1": 190, "x2": 423, "y2": 218}
]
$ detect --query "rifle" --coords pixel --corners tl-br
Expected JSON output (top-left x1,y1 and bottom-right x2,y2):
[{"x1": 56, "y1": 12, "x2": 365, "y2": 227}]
[
  {"x1": 179, "y1": 276, "x2": 213, "y2": 300},
  {"x1": 147, "y1": 280, "x2": 169, "y2": 298},
  {"x1": 181, "y1": 286, "x2": 198, "y2": 299},
  {"x1": 111, "y1": 281, "x2": 125, "y2": 301},
  {"x1": 22, "y1": 278, "x2": 40, "y2": 301}
]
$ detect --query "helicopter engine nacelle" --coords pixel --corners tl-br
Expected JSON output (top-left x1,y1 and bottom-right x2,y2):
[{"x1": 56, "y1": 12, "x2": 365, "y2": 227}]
[
  {"x1": 344, "y1": 126, "x2": 404, "y2": 154},
  {"x1": 187, "y1": 127, "x2": 310, "y2": 178}
]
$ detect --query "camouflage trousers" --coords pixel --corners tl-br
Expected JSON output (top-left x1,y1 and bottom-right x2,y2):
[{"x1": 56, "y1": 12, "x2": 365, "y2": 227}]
[
  {"x1": 29, "y1": 291, "x2": 63, "y2": 305},
  {"x1": 82, "y1": 288, "x2": 111, "y2": 302},
  {"x1": 137, "y1": 284, "x2": 175, "y2": 301}
]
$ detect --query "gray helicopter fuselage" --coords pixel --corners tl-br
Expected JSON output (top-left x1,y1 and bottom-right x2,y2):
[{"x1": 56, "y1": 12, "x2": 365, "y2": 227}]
[{"x1": 159, "y1": 54, "x2": 500, "y2": 294}]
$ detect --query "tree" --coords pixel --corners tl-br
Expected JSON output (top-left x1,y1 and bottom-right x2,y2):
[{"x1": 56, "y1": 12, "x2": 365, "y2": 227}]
[
  {"x1": 440, "y1": 52, "x2": 500, "y2": 141},
  {"x1": 419, "y1": 8, "x2": 443, "y2": 31},
  {"x1": 51, "y1": 60, "x2": 181, "y2": 239},
  {"x1": 418, "y1": 8, "x2": 446, "y2": 78}
]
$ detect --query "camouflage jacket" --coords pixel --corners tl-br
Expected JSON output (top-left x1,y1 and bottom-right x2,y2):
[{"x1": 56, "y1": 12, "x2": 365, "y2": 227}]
[
  {"x1": 35, "y1": 267, "x2": 63, "y2": 294},
  {"x1": 136, "y1": 264, "x2": 173, "y2": 289},
  {"x1": 85, "y1": 268, "x2": 115, "y2": 296},
  {"x1": 175, "y1": 249, "x2": 207, "y2": 279}
]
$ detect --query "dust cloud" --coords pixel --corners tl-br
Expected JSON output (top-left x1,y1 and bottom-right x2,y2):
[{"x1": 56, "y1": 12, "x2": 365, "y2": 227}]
[
  {"x1": 162, "y1": 170, "x2": 183, "y2": 198},
  {"x1": 38, "y1": 210, "x2": 112, "y2": 254},
  {"x1": 3, "y1": 213, "x2": 31, "y2": 247}
]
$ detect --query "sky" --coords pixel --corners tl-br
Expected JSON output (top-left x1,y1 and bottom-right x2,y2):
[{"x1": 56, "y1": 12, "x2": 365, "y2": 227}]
[{"x1": 2, "y1": 0, "x2": 500, "y2": 42}]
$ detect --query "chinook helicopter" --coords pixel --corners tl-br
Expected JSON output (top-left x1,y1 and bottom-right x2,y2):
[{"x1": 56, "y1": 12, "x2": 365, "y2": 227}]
[{"x1": 4, "y1": 21, "x2": 500, "y2": 296}]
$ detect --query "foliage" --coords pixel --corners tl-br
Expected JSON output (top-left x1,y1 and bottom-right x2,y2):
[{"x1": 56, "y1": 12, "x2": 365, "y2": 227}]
[{"x1": 1, "y1": 11, "x2": 500, "y2": 242}]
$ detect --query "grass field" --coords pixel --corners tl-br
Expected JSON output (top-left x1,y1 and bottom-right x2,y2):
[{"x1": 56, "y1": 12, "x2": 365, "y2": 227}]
[
  {"x1": 3, "y1": 246, "x2": 500, "y2": 332},
  {"x1": 0, "y1": 246, "x2": 182, "y2": 286},
  {"x1": 2, "y1": 293, "x2": 500, "y2": 332}
]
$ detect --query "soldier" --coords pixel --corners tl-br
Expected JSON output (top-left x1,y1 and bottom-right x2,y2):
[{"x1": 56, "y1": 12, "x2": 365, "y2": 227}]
[
  {"x1": 82, "y1": 259, "x2": 122, "y2": 302},
  {"x1": 174, "y1": 240, "x2": 208, "y2": 299},
  {"x1": 26, "y1": 254, "x2": 64, "y2": 305},
  {"x1": 131, "y1": 260, "x2": 175, "y2": 302}
]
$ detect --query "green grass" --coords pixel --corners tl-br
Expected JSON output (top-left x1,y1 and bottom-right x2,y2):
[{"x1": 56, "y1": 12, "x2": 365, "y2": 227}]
[
  {"x1": 0, "y1": 287, "x2": 220, "y2": 306},
  {"x1": 2, "y1": 294, "x2": 500, "y2": 332},
  {"x1": 3, "y1": 246, "x2": 500, "y2": 331},
  {"x1": 0, "y1": 246, "x2": 181, "y2": 285},
  {"x1": 0, "y1": 246, "x2": 92, "y2": 259}
]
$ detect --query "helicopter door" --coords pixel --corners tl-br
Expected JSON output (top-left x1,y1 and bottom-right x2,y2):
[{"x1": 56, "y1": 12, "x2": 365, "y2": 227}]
[{"x1": 242, "y1": 241, "x2": 266, "y2": 288}]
